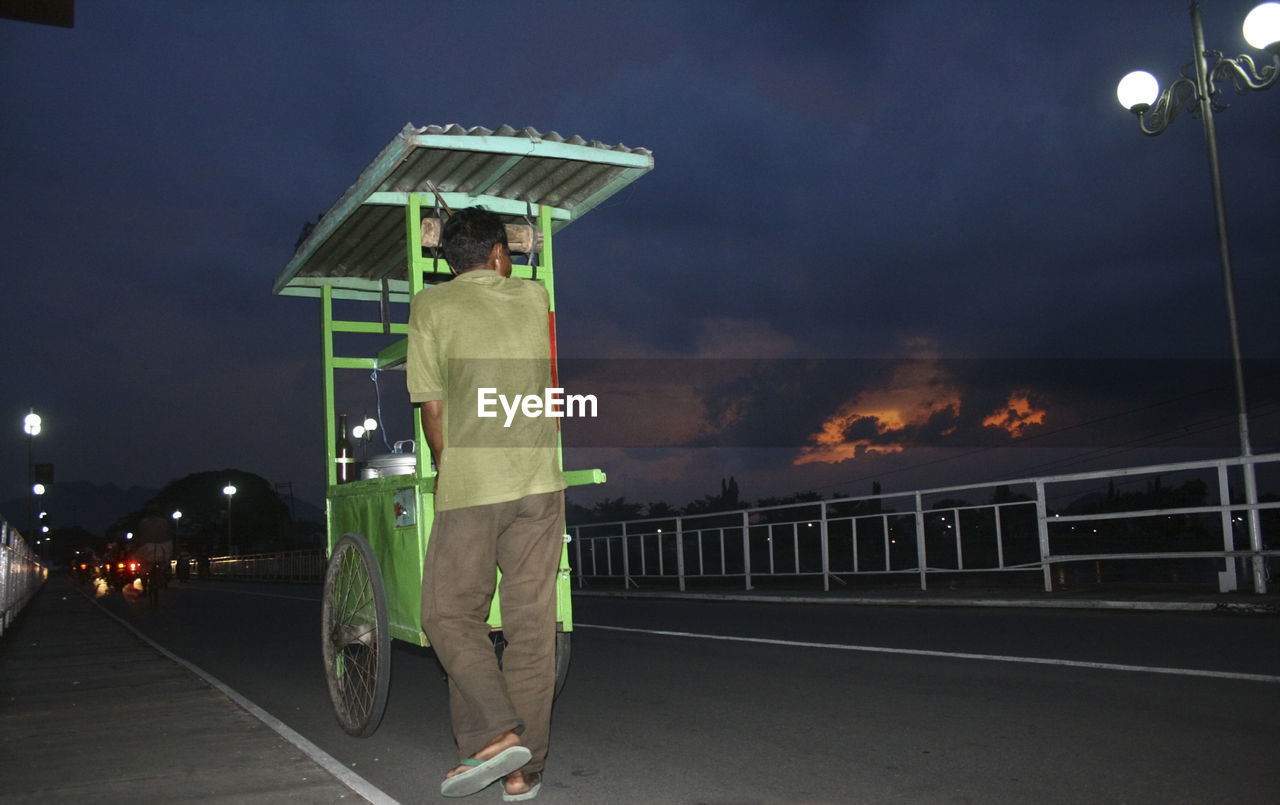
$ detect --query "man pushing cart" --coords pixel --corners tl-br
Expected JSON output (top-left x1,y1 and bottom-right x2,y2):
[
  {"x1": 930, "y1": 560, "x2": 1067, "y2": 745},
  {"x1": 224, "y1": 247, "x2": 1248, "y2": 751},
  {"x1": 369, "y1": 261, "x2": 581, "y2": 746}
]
[{"x1": 272, "y1": 124, "x2": 653, "y2": 798}]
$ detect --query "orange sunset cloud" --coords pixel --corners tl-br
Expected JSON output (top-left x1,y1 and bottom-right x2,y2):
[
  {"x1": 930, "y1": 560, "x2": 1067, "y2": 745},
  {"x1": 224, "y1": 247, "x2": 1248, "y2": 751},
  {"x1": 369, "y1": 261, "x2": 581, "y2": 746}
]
[
  {"x1": 982, "y1": 391, "x2": 1046, "y2": 438},
  {"x1": 794, "y1": 362, "x2": 962, "y2": 466}
]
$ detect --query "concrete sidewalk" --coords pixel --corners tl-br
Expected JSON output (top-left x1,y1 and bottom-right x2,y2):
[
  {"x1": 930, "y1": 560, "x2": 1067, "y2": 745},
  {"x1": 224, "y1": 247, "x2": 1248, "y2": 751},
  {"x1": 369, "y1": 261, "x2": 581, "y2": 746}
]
[{"x1": 0, "y1": 576, "x2": 382, "y2": 804}]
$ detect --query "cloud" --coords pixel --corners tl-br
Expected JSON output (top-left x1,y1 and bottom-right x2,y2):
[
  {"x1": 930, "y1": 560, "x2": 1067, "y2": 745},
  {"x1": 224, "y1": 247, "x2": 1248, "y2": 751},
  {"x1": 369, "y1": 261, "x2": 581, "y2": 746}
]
[
  {"x1": 983, "y1": 392, "x2": 1048, "y2": 438},
  {"x1": 794, "y1": 358, "x2": 963, "y2": 465}
]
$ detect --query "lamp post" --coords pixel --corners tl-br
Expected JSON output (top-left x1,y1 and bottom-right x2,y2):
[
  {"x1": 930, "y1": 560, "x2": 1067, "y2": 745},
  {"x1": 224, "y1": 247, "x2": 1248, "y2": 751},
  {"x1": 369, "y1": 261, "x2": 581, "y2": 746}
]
[
  {"x1": 172, "y1": 510, "x2": 184, "y2": 578},
  {"x1": 222, "y1": 484, "x2": 237, "y2": 556},
  {"x1": 22, "y1": 409, "x2": 41, "y2": 540},
  {"x1": 32, "y1": 484, "x2": 46, "y2": 558},
  {"x1": 1116, "y1": 1, "x2": 1279, "y2": 594}
]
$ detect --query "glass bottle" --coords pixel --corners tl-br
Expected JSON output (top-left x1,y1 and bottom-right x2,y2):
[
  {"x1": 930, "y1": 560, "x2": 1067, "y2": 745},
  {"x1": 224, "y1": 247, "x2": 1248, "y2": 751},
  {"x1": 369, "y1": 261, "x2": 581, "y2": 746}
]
[{"x1": 336, "y1": 413, "x2": 355, "y2": 483}]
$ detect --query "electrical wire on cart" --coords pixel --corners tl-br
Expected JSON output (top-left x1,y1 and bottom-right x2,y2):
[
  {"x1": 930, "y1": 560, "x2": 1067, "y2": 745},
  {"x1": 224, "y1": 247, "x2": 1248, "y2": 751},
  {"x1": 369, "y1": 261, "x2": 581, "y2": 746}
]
[{"x1": 367, "y1": 366, "x2": 393, "y2": 453}]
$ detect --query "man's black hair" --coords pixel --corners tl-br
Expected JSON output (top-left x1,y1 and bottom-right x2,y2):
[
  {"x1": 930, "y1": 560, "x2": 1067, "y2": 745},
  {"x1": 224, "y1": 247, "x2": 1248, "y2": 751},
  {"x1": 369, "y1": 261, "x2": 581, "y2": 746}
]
[{"x1": 441, "y1": 207, "x2": 508, "y2": 273}]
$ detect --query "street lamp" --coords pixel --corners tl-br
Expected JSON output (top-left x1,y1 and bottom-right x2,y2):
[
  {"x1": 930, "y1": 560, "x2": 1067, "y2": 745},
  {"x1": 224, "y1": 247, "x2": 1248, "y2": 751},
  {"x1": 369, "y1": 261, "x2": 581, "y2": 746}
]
[
  {"x1": 32, "y1": 485, "x2": 45, "y2": 555},
  {"x1": 23, "y1": 409, "x2": 41, "y2": 539},
  {"x1": 172, "y1": 510, "x2": 185, "y2": 578},
  {"x1": 1116, "y1": 1, "x2": 1279, "y2": 594},
  {"x1": 223, "y1": 484, "x2": 237, "y2": 556}
]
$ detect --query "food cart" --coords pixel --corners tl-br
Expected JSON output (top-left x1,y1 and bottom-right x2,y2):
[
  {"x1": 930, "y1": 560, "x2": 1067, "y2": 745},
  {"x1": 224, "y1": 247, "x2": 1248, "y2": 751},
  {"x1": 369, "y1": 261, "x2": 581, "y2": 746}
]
[{"x1": 273, "y1": 123, "x2": 653, "y2": 735}]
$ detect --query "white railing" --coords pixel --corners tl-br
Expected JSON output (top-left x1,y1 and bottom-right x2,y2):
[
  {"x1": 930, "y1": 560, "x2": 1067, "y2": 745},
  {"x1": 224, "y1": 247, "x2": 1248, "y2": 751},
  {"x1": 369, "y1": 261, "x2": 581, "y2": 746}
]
[
  {"x1": 1, "y1": 517, "x2": 46, "y2": 638},
  {"x1": 207, "y1": 549, "x2": 326, "y2": 582},
  {"x1": 569, "y1": 453, "x2": 1280, "y2": 595}
]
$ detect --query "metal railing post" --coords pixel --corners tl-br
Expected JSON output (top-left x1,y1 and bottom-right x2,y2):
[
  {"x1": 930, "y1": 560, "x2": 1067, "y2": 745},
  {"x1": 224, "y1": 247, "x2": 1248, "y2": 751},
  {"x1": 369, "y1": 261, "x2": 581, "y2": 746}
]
[
  {"x1": 882, "y1": 515, "x2": 891, "y2": 573},
  {"x1": 994, "y1": 504, "x2": 1006, "y2": 569},
  {"x1": 621, "y1": 522, "x2": 632, "y2": 589},
  {"x1": 1242, "y1": 458, "x2": 1267, "y2": 594},
  {"x1": 742, "y1": 510, "x2": 752, "y2": 591},
  {"x1": 852, "y1": 516, "x2": 860, "y2": 574},
  {"x1": 914, "y1": 492, "x2": 928, "y2": 591},
  {"x1": 820, "y1": 501, "x2": 830, "y2": 592},
  {"x1": 792, "y1": 523, "x2": 800, "y2": 575},
  {"x1": 676, "y1": 516, "x2": 686, "y2": 592},
  {"x1": 1216, "y1": 464, "x2": 1238, "y2": 593},
  {"x1": 953, "y1": 509, "x2": 963, "y2": 571},
  {"x1": 1035, "y1": 480, "x2": 1052, "y2": 591}
]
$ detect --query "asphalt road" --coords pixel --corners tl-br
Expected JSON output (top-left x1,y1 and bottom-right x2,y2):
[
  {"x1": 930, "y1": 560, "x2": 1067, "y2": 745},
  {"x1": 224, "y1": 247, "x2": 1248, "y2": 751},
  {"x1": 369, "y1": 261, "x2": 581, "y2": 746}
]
[{"x1": 94, "y1": 581, "x2": 1280, "y2": 804}]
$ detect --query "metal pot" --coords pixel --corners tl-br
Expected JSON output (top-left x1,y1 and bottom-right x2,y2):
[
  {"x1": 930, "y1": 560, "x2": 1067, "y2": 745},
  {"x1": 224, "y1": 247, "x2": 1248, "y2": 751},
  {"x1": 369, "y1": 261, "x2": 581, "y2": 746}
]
[{"x1": 360, "y1": 440, "x2": 417, "y2": 479}]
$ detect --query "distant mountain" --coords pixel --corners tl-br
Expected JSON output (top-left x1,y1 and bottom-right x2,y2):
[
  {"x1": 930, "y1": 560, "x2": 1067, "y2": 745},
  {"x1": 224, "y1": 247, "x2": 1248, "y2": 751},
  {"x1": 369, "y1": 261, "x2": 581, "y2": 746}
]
[
  {"x1": 1, "y1": 481, "x2": 158, "y2": 538},
  {"x1": 1, "y1": 479, "x2": 326, "y2": 542}
]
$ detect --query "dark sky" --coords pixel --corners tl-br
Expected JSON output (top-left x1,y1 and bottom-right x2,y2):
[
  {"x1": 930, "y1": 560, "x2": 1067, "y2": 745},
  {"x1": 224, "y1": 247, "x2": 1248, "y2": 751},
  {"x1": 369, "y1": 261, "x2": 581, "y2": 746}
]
[{"x1": 3, "y1": 1, "x2": 1278, "y2": 523}]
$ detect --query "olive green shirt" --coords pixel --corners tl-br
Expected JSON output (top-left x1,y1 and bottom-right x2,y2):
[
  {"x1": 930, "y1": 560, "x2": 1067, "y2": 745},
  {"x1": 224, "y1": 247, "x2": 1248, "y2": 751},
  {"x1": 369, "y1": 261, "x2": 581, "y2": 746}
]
[{"x1": 406, "y1": 271, "x2": 565, "y2": 511}]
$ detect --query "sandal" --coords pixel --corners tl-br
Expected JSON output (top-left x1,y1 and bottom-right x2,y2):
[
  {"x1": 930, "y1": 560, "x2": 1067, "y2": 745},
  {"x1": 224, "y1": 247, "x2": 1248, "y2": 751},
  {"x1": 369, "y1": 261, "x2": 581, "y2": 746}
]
[
  {"x1": 503, "y1": 771, "x2": 543, "y2": 801},
  {"x1": 440, "y1": 745, "x2": 531, "y2": 798}
]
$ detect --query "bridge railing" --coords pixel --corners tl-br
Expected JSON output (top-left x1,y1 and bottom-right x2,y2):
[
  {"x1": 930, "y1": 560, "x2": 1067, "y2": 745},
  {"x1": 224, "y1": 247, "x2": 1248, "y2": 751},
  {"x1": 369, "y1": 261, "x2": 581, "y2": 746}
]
[
  {"x1": 191, "y1": 453, "x2": 1279, "y2": 595},
  {"x1": 1, "y1": 518, "x2": 46, "y2": 638},
  {"x1": 206, "y1": 549, "x2": 326, "y2": 583},
  {"x1": 569, "y1": 453, "x2": 1280, "y2": 595}
]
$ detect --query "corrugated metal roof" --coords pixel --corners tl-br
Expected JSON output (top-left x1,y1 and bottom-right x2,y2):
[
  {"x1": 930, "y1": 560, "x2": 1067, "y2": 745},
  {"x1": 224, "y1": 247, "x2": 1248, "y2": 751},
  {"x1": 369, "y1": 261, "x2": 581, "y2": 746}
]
[{"x1": 273, "y1": 124, "x2": 653, "y2": 297}]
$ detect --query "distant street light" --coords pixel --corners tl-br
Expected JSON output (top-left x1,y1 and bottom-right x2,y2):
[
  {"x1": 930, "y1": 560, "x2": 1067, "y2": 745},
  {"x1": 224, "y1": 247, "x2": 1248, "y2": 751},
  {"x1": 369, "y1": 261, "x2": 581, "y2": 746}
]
[
  {"x1": 22, "y1": 409, "x2": 41, "y2": 540},
  {"x1": 223, "y1": 484, "x2": 237, "y2": 556},
  {"x1": 1116, "y1": 1, "x2": 1279, "y2": 595}
]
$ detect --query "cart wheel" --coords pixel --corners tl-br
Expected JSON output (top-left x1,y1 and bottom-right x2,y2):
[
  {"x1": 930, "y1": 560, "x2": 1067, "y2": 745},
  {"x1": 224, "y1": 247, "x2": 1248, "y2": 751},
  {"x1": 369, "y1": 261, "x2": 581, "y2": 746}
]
[
  {"x1": 322, "y1": 534, "x2": 391, "y2": 737},
  {"x1": 554, "y1": 631, "x2": 571, "y2": 699},
  {"x1": 491, "y1": 630, "x2": 572, "y2": 700}
]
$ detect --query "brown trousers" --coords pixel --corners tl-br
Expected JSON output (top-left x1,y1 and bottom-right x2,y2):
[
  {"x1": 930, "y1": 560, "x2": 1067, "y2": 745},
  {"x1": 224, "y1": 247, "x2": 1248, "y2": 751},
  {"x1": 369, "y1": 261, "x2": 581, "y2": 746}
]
[{"x1": 420, "y1": 490, "x2": 564, "y2": 771}]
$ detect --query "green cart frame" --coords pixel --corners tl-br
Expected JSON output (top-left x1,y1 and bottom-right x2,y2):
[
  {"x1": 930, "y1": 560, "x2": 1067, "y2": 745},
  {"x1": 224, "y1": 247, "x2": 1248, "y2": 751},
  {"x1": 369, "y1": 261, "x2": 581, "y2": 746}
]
[{"x1": 273, "y1": 124, "x2": 652, "y2": 736}]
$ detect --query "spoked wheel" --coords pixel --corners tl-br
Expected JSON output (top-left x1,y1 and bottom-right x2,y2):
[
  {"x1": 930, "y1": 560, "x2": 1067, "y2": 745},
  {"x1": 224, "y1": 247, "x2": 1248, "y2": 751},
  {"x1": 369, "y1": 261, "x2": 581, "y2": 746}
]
[
  {"x1": 322, "y1": 534, "x2": 391, "y2": 737},
  {"x1": 491, "y1": 630, "x2": 572, "y2": 699}
]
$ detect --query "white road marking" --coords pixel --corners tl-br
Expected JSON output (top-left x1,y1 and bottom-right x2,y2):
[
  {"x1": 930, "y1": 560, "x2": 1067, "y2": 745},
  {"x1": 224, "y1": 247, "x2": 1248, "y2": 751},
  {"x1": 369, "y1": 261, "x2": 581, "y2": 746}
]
[
  {"x1": 90, "y1": 597, "x2": 399, "y2": 805},
  {"x1": 576, "y1": 623, "x2": 1280, "y2": 684}
]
